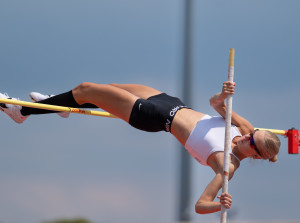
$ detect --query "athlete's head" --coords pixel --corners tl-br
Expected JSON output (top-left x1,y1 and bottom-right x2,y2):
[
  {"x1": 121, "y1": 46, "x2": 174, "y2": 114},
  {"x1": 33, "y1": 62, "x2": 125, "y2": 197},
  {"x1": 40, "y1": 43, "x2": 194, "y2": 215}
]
[{"x1": 249, "y1": 130, "x2": 281, "y2": 162}]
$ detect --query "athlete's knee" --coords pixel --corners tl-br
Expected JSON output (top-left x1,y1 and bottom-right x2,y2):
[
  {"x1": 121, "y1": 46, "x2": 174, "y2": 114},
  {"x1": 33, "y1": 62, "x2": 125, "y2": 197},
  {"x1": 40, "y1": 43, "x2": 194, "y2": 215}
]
[
  {"x1": 73, "y1": 82, "x2": 96, "y2": 94},
  {"x1": 72, "y1": 82, "x2": 98, "y2": 104},
  {"x1": 109, "y1": 83, "x2": 121, "y2": 88}
]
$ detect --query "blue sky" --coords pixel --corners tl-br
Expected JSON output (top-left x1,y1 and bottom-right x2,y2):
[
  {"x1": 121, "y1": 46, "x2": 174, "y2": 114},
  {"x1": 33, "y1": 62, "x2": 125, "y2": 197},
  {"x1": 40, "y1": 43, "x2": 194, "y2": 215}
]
[{"x1": 0, "y1": 0, "x2": 299, "y2": 222}]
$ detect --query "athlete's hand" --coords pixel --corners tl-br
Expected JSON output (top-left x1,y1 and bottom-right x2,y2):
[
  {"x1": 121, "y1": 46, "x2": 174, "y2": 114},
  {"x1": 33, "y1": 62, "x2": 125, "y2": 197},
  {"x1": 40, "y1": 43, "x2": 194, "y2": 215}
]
[
  {"x1": 210, "y1": 81, "x2": 236, "y2": 107},
  {"x1": 217, "y1": 193, "x2": 232, "y2": 209},
  {"x1": 221, "y1": 81, "x2": 236, "y2": 99}
]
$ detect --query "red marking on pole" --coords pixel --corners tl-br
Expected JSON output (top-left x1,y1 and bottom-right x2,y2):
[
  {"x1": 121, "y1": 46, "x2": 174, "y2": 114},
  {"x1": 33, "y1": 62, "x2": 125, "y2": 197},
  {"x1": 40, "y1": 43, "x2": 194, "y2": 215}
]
[
  {"x1": 71, "y1": 108, "x2": 86, "y2": 114},
  {"x1": 223, "y1": 171, "x2": 229, "y2": 176}
]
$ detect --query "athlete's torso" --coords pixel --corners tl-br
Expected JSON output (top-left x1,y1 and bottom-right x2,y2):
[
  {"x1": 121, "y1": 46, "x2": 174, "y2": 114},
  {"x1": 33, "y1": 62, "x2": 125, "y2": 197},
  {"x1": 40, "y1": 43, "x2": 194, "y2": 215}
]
[
  {"x1": 171, "y1": 108, "x2": 206, "y2": 145},
  {"x1": 172, "y1": 110, "x2": 242, "y2": 167},
  {"x1": 184, "y1": 115, "x2": 242, "y2": 166}
]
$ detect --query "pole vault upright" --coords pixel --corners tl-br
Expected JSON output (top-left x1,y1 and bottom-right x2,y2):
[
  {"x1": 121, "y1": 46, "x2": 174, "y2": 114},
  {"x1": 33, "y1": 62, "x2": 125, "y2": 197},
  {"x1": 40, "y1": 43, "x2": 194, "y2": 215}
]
[
  {"x1": 220, "y1": 48, "x2": 235, "y2": 223},
  {"x1": 178, "y1": 0, "x2": 193, "y2": 221}
]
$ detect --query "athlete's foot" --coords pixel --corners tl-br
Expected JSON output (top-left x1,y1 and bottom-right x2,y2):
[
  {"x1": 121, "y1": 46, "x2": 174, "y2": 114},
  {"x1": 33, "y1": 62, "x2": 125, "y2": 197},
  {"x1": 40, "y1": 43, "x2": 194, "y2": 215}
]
[
  {"x1": 0, "y1": 93, "x2": 29, "y2": 124},
  {"x1": 29, "y1": 92, "x2": 70, "y2": 118}
]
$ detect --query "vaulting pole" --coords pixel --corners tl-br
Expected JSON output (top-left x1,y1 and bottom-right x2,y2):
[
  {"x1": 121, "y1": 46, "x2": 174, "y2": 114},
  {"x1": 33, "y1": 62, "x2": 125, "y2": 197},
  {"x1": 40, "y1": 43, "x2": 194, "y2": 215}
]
[{"x1": 220, "y1": 48, "x2": 235, "y2": 223}]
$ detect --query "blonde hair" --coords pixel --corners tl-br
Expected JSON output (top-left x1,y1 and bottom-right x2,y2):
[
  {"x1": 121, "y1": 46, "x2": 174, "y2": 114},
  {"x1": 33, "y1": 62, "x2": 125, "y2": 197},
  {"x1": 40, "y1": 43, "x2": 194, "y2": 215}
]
[{"x1": 262, "y1": 131, "x2": 281, "y2": 162}]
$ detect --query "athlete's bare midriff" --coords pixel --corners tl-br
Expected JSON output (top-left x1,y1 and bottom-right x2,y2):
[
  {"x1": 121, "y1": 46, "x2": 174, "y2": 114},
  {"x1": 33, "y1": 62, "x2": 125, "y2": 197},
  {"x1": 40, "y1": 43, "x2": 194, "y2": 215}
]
[{"x1": 171, "y1": 108, "x2": 206, "y2": 146}]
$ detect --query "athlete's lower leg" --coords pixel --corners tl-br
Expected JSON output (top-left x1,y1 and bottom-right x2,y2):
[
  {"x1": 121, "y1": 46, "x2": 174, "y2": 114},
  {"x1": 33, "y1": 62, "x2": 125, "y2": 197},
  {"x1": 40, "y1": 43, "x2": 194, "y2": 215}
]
[{"x1": 21, "y1": 90, "x2": 98, "y2": 116}]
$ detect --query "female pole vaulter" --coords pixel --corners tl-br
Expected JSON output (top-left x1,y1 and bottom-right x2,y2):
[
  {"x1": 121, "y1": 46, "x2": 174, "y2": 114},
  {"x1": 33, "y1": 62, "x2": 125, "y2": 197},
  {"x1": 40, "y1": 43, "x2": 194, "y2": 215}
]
[{"x1": 0, "y1": 81, "x2": 280, "y2": 214}]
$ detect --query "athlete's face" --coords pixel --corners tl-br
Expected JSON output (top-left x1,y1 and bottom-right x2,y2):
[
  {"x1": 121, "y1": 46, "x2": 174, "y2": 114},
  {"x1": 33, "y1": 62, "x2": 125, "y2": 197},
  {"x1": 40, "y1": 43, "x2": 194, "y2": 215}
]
[
  {"x1": 237, "y1": 131, "x2": 265, "y2": 159},
  {"x1": 249, "y1": 130, "x2": 263, "y2": 157}
]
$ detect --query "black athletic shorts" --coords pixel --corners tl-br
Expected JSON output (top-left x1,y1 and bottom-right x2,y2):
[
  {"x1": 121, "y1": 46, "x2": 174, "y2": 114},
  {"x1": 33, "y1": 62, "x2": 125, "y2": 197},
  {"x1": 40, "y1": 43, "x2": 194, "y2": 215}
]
[{"x1": 129, "y1": 93, "x2": 188, "y2": 132}]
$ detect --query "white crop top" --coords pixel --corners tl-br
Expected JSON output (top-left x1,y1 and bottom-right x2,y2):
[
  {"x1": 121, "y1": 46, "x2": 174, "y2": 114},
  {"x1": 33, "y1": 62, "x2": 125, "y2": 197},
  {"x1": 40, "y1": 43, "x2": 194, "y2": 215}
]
[{"x1": 185, "y1": 114, "x2": 242, "y2": 166}]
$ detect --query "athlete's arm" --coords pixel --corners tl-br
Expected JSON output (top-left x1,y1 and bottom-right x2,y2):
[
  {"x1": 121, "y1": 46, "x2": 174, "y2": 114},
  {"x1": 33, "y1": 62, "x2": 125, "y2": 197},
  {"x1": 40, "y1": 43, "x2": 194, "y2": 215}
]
[
  {"x1": 195, "y1": 172, "x2": 232, "y2": 214},
  {"x1": 209, "y1": 81, "x2": 254, "y2": 134}
]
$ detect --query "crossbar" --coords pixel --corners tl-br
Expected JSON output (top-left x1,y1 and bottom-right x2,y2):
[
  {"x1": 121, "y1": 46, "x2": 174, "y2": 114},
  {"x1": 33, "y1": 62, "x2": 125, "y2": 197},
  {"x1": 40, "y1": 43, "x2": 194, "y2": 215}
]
[
  {"x1": 0, "y1": 98, "x2": 117, "y2": 118},
  {"x1": 255, "y1": 128, "x2": 287, "y2": 136}
]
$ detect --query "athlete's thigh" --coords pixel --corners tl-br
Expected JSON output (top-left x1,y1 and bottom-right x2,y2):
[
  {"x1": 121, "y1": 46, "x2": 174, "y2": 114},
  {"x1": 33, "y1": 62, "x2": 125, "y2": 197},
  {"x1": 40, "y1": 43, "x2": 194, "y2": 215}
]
[
  {"x1": 109, "y1": 83, "x2": 162, "y2": 99},
  {"x1": 73, "y1": 82, "x2": 138, "y2": 122}
]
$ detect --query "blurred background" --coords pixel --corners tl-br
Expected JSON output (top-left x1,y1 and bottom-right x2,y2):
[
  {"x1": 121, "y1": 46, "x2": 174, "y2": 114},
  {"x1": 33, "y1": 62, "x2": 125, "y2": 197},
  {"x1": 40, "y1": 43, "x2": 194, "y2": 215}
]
[{"x1": 0, "y1": 0, "x2": 299, "y2": 223}]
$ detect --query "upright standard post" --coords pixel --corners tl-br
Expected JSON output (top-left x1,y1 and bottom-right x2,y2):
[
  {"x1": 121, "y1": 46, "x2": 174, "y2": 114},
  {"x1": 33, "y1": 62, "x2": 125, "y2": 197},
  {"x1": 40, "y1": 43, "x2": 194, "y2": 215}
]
[
  {"x1": 178, "y1": 0, "x2": 193, "y2": 221},
  {"x1": 220, "y1": 48, "x2": 235, "y2": 223},
  {"x1": 287, "y1": 128, "x2": 300, "y2": 154}
]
